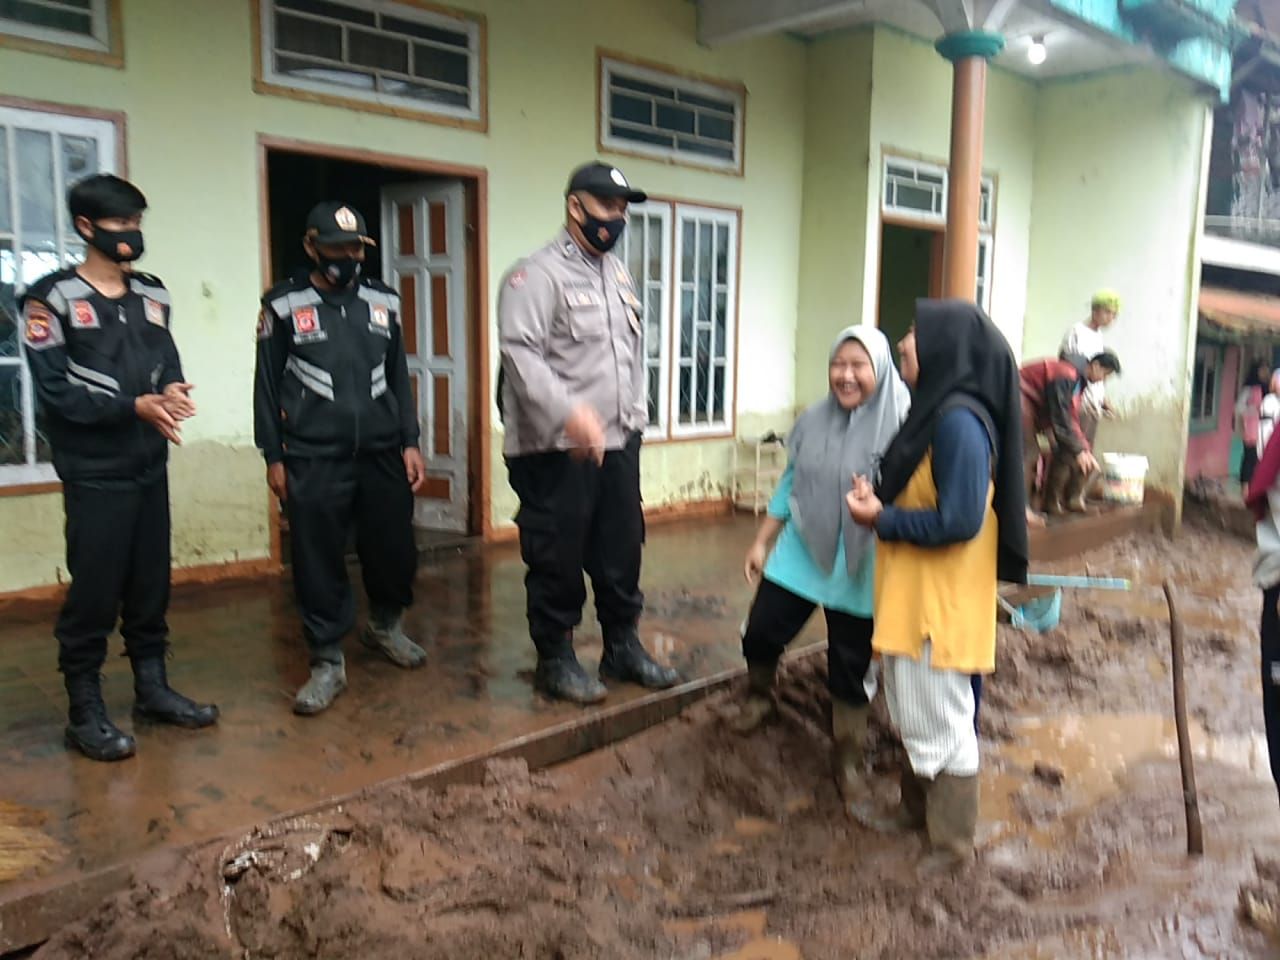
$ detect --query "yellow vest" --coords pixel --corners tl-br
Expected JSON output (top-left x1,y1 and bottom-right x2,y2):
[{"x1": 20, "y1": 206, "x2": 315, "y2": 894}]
[{"x1": 873, "y1": 450, "x2": 999, "y2": 673}]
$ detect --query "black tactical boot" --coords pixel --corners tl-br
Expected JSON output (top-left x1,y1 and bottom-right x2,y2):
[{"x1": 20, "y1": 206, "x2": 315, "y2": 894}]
[
  {"x1": 132, "y1": 656, "x2": 219, "y2": 728},
  {"x1": 535, "y1": 655, "x2": 607, "y2": 705},
  {"x1": 64, "y1": 671, "x2": 136, "y2": 762},
  {"x1": 600, "y1": 624, "x2": 681, "y2": 689}
]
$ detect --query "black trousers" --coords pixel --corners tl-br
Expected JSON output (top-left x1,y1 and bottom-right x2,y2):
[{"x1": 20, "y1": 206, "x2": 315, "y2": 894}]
[
  {"x1": 506, "y1": 432, "x2": 644, "y2": 659},
  {"x1": 741, "y1": 576, "x2": 874, "y2": 706},
  {"x1": 55, "y1": 477, "x2": 171, "y2": 675},
  {"x1": 1262, "y1": 586, "x2": 1280, "y2": 803},
  {"x1": 1242, "y1": 445, "x2": 1260, "y2": 486},
  {"x1": 285, "y1": 450, "x2": 417, "y2": 662}
]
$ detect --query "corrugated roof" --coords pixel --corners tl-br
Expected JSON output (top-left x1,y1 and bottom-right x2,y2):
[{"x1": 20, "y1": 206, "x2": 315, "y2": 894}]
[{"x1": 1199, "y1": 285, "x2": 1280, "y2": 336}]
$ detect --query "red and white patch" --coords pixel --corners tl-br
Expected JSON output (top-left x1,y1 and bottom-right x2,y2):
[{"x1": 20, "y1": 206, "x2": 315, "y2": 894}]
[
  {"x1": 293, "y1": 306, "x2": 318, "y2": 334},
  {"x1": 256, "y1": 308, "x2": 274, "y2": 340},
  {"x1": 371, "y1": 304, "x2": 390, "y2": 328},
  {"x1": 144, "y1": 298, "x2": 166, "y2": 327},
  {"x1": 508, "y1": 269, "x2": 526, "y2": 289},
  {"x1": 25, "y1": 311, "x2": 51, "y2": 345},
  {"x1": 70, "y1": 299, "x2": 99, "y2": 330}
]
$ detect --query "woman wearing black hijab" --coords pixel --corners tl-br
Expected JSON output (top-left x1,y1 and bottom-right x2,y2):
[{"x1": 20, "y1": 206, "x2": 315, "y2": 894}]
[{"x1": 847, "y1": 299, "x2": 1028, "y2": 870}]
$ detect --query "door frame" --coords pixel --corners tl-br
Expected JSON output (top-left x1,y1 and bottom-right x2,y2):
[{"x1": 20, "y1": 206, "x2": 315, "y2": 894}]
[
  {"x1": 874, "y1": 214, "x2": 945, "y2": 335},
  {"x1": 255, "y1": 134, "x2": 491, "y2": 567}
]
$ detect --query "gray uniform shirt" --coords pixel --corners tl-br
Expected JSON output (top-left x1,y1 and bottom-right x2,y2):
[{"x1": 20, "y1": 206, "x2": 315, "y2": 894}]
[{"x1": 499, "y1": 229, "x2": 647, "y2": 457}]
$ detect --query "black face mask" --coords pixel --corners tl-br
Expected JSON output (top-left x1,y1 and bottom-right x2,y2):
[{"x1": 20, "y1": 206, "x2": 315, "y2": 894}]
[
  {"x1": 317, "y1": 253, "x2": 362, "y2": 288},
  {"x1": 84, "y1": 224, "x2": 144, "y2": 263},
  {"x1": 577, "y1": 209, "x2": 626, "y2": 254}
]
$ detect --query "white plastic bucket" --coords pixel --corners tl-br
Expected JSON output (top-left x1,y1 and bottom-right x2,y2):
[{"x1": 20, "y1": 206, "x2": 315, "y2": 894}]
[{"x1": 1101, "y1": 453, "x2": 1148, "y2": 505}]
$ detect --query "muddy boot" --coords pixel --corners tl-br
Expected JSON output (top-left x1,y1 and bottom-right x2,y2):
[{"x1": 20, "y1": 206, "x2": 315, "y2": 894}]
[
  {"x1": 1043, "y1": 457, "x2": 1071, "y2": 516},
  {"x1": 132, "y1": 657, "x2": 219, "y2": 728},
  {"x1": 362, "y1": 607, "x2": 426, "y2": 669},
  {"x1": 1063, "y1": 467, "x2": 1093, "y2": 514},
  {"x1": 895, "y1": 764, "x2": 928, "y2": 832},
  {"x1": 919, "y1": 772, "x2": 979, "y2": 873},
  {"x1": 536, "y1": 654, "x2": 608, "y2": 705},
  {"x1": 730, "y1": 660, "x2": 778, "y2": 734},
  {"x1": 832, "y1": 700, "x2": 886, "y2": 828},
  {"x1": 599, "y1": 624, "x2": 680, "y2": 690},
  {"x1": 293, "y1": 653, "x2": 348, "y2": 716},
  {"x1": 64, "y1": 671, "x2": 136, "y2": 762}
]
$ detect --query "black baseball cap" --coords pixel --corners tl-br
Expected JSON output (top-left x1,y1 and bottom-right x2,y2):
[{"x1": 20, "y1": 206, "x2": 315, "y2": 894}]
[
  {"x1": 565, "y1": 162, "x2": 647, "y2": 203},
  {"x1": 305, "y1": 201, "x2": 376, "y2": 246}
]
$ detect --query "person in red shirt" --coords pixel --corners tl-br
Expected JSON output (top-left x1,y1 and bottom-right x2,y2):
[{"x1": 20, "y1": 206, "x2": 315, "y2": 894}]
[{"x1": 1020, "y1": 351, "x2": 1121, "y2": 520}]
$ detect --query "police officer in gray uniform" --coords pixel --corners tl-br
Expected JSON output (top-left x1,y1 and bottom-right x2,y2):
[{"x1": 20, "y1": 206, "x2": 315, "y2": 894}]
[{"x1": 499, "y1": 162, "x2": 681, "y2": 704}]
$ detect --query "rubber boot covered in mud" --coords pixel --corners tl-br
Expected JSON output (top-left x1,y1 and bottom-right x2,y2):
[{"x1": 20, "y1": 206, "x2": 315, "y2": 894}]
[
  {"x1": 896, "y1": 764, "x2": 928, "y2": 832},
  {"x1": 832, "y1": 699, "x2": 885, "y2": 827},
  {"x1": 730, "y1": 659, "x2": 778, "y2": 734},
  {"x1": 64, "y1": 671, "x2": 135, "y2": 762},
  {"x1": 1063, "y1": 464, "x2": 1095, "y2": 514},
  {"x1": 362, "y1": 607, "x2": 427, "y2": 669},
  {"x1": 599, "y1": 624, "x2": 680, "y2": 689},
  {"x1": 294, "y1": 652, "x2": 348, "y2": 716},
  {"x1": 535, "y1": 632, "x2": 607, "y2": 705},
  {"x1": 132, "y1": 657, "x2": 219, "y2": 728},
  {"x1": 920, "y1": 772, "x2": 979, "y2": 872},
  {"x1": 1043, "y1": 456, "x2": 1071, "y2": 516}
]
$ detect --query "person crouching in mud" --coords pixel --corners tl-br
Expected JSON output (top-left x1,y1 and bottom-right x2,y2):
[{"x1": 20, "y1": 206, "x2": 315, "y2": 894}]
[
  {"x1": 846, "y1": 299, "x2": 1029, "y2": 870},
  {"x1": 733, "y1": 326, "x2": 910, "y2": 823}
]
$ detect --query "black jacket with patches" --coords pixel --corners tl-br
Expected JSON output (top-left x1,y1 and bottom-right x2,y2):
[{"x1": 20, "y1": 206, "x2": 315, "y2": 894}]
[
  {"x1": 18, "y1": 268, "x2": 182, "y2": 486},
  {"x1": 253, "y1": 275, "x2": 419, "y2": 464}
]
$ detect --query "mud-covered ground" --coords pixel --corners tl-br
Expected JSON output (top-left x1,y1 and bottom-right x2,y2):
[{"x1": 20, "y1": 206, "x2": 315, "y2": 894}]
[{"x1": 31, "y1": 521, "x2": 1280, "y2": 959}]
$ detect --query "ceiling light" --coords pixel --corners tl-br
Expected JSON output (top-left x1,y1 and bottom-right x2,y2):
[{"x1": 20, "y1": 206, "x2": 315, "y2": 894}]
[{"x1": 1027, "y1": 36, "x2": 1047, "y2": 66}]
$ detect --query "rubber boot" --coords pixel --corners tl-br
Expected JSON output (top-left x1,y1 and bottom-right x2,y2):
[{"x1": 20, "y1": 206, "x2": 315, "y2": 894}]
[
  {"x1": 132, "y1": 657, "x2": 219, "y2": 728},
  {"x1": 895, "y1": 764, "x2": 928, "y2": 832},
  {"x1": 293, "y1": 654, "x2": 348, "y2": 716},
  {"x1": 599, "y1": 624, "x2": 680, "y2": 689},
  {"x1": 832, "y1": 700, "x2": 886, "y2": 828},
  {"x1": 1063, "y1": 466, "x2": 1094, "y2": 514},
  {"x1": 64, "y1": 672, "x2": 136, "y2": 762},
  {"x1": 1043, "y1": 457, "x2": 1072, "y2": 516},
  {"x1": 919, "y1": 772, "x2": 979, "y2": 873},
  {"x1": 729, "y1": 660, "x2": 778, "y2": 734},
  {"x1": 362, "y1": 607, "x2": 427, "y2": 669},
  {"x1": 536, "y1": 655, "x2": 608, "y2": 704}
]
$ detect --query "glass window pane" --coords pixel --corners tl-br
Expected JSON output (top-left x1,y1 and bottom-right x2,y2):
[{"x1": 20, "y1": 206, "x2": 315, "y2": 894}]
[
  {"x1": 715, "y1": 224, "x2": 729, "y2": 280},
  {"x1": 655, "y1": 104, "x2": 695, "y2": 135},
  {"x1": 384, "y1": 79, "x2": 469, "y2": 108},
  {"x1": 0, "y1": 364, "x2": 24, "y2": 465},
  {"x1": 678, "y1": 365, "x2": 692, "y2": 424},
  {"x1": 698, "y1": 113, "x2": 734, "y2": 144},
  {"x1": 646, "y1": 218, "x2": 662, "y2": 280},
  {"x1": 0, "y1": 251, "x2": 17, "y2": 359},
  {"x1": 20, "y1": 241, "x2": 60, "y2": 287},
  {"x1": 277, "y1": 0, "x2": 375, "y2": 26},
  {"x1": 647, "y1": 365, "x2": 659, "y2": 426},
  {"x1": 383, "y1": 15, "x2": 468, "y2": 47},
  {"x1": 16, "y1": 129, "x2": 55, "y2": 251},
  {"x1": 0, "y1": 128, "x2": 10, "y2": 234},
  {"x1": 695, "y1": 327, "x2": 710, "y2": 420},
  {"x1": 680, "y1": 288, "x2": 693, "y2": 357},
  {"x1": 697, "y1": 222, "x2": 711, "y2": 285},
  {"x1": 411, "y1": 43, "x2": 468, "y2": 86},
  {"x1": 611, "y1": 92, "x2": 651, "y2": 126},
  {"x1": 625, "y1": 218, "x2": 643, "y2": 285},
  {"x1": 275, "y1": 12, "x2": 343, "y2": 59},
  {"x1": 676, "y1": 138, "x2": 735, "y2": 162},
  {"x1": 350, "y1": 29, "x2": 408, "y2": 74},
  {"x1": 712, "y1": 363, "x2": 725, "y2": 423},
  {"x1": 714, "y1": 290, "x2": 727, "y2": 359},
  {"x1": 681, "y1": 220, "x2": 695, "y2": 283},
  {"x1": 2, "y1": 0, "x2": 92, "y2": 34},
  {"x1": 645, "y1": 293, "x2": 661, "y2": 360}
]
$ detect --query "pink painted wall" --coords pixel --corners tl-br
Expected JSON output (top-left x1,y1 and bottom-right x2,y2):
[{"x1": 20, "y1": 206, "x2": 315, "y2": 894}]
[{"x1": 1186, "y1": 343, "x2": 1241, "y2": 480}]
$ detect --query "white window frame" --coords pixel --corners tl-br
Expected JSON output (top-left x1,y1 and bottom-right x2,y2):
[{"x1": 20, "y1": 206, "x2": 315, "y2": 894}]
[
  {"x1": 258, "y1": 0, "x2": 483, "y2": 124},
  {"x1": 600, "y1": 55, "x2": 745, "y2": 174},
  {"x1": 0, "y1": 0, "x2": 111, "y2": 53},
  {"x1": 1190, "y1": 342, "x2": 1222, "y2": 430},
  {"x1": 881, "y1": 156, "x2": 995, "y2": 312},
  {"x1": 671, "y1": 204, "x2": 738, "y2": 439},
  {"x1": 618, "y1": 201, "x2": 672, "y2": 439},
  {"x1": 0, "y1": 105, "x2": 117, "y2": 487}
]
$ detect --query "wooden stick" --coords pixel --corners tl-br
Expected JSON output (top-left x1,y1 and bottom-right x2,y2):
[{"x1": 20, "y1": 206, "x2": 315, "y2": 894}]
[{"x1": 1163, "y1": 581, "x2": 1204, "y2": 856}]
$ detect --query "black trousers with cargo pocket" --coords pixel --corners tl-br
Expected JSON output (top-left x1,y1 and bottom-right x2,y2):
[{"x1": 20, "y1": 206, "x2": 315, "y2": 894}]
[
  {"x1": 506, "y1": 432, "x2": 645, "y2": 660},
  {"x1": 284, "y1": 449, "x2": 417, "y2": 663},
  {"x1": 55, "y1": 476, "x2": 171, "y2": 676}
]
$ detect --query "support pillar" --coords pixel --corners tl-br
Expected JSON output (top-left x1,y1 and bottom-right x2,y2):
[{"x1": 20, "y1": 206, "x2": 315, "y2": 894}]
[{"x1": 935, "y1": 31, "x2": 1005, "y2": 301}]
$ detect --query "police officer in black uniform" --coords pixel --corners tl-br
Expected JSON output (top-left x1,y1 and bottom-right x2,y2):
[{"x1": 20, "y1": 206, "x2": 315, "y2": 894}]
[
  {"x1": 254, "y1": 202, "x2": 426, "y2": 716},
  {"x1": 19, "y1": 174, "x2": 219, "y2": 762}
]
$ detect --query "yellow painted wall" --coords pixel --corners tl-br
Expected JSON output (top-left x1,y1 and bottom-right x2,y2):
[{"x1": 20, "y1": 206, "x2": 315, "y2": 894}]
[
  {"x1": 0, "y1": 0, "x2": 806, "y2": 591},
  {"x1": 1022, "y1": 68, "x2": 1212, "y2": 499}
]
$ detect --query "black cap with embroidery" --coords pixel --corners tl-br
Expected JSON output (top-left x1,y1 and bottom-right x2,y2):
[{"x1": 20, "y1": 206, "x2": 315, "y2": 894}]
[
  {"x1": 305, "y1": 201, "x2": 376, "y2": 246},
  {"x1": 565, "y1": 162, "x2": 647, "y2": 203}
]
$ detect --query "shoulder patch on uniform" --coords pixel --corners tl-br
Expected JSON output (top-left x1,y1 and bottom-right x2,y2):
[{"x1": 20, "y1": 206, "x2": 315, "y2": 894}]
[
  {"x1": 22, "y1": 301, "x2": 64, "y2": 351},
  {"x1": 508, "y1": 269, "x2": 526, "y2": 289},
  {"x1": 144, "y1": 298, "x2": 167, "y2": 328},
  {"x1": 256, "y1": 308, "x2": 273, "y2": 340}
]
